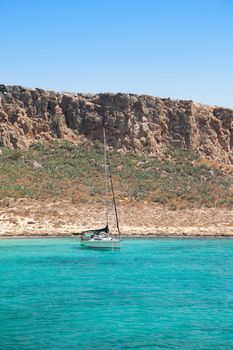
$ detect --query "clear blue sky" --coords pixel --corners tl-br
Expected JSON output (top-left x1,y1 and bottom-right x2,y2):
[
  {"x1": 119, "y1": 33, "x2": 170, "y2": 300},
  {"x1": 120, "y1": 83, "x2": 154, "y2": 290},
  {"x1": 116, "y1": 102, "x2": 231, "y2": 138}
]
[{"x1": 1, "y1": 0, "x2": 233, "y2": 107}]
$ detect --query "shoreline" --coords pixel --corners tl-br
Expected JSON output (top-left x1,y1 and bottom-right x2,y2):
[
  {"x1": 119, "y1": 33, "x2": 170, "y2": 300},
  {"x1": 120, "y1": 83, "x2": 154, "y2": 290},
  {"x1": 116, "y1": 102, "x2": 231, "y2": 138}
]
[
  {"x1": 2, "y1": 199, "x2": 233, "y2": 238},
  {"x1": 1, "y1": 234, "x2": 233, "y2": 239}
]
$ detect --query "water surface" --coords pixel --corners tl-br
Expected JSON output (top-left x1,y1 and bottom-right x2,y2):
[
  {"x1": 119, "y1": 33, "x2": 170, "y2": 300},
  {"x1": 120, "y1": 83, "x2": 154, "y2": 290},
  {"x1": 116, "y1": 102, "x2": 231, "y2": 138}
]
[{"x1": 0, "y1": 238, "x2": 233, "y2": 349}]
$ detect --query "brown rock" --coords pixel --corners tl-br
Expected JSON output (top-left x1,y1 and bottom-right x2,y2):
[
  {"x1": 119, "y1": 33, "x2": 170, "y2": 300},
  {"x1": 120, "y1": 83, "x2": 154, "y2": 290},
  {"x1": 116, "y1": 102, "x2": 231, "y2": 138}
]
[
  {"x1": 0, "y1": 110, "x2": 8, "y2": 122},
  {"x1": 0, "y1": 84, "x2": 233, "y2": 164}
]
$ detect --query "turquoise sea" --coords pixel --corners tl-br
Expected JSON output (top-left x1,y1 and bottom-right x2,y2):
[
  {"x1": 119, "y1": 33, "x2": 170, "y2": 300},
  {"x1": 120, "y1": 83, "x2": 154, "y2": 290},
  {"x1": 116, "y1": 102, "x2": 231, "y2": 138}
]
[{"x1": 1, "y1": 238, "x2": 233, "y2": 350}]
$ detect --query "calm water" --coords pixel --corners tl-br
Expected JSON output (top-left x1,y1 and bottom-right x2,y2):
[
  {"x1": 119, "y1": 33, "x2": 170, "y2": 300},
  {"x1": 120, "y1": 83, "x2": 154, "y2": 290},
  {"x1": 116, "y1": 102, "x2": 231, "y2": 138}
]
[{"x1": 1, "y1": 238, "x2": 233, "y2": 349}]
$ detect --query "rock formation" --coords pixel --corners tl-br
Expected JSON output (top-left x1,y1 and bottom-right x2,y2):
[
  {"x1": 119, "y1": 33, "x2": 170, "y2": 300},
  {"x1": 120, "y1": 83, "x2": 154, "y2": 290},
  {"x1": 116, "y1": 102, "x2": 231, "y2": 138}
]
[{"x1": 1, "y1": 84, "x2": 233, "y2": 164}]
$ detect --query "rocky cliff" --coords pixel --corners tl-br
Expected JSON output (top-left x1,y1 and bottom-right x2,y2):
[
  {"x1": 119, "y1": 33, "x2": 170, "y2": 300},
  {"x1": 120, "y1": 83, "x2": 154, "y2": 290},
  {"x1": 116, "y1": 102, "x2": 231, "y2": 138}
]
[{"x1": 1, "y1": 84, "x2": 233, "y2": 164}]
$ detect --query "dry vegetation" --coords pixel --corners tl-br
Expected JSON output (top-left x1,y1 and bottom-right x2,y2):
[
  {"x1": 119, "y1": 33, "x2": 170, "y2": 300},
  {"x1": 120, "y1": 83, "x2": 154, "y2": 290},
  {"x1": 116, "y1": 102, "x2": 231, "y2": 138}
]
[
  {"x1": 0, "y1": 141, "x2": 233, "y2": 210},
  {"x1": 1, "y1": 141, "x2": 233, "y2": 236}
]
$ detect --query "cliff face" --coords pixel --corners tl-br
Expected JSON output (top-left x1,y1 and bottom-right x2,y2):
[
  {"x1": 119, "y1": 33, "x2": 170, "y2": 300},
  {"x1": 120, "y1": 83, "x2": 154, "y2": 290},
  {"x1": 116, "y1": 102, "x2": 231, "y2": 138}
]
[{"x1": 0, "y1": 84, "x2": 233, "y2": 163}]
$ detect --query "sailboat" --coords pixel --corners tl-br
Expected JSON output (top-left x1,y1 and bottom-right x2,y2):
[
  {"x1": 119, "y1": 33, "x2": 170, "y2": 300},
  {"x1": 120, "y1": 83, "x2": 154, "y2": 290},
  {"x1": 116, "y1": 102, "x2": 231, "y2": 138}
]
[{"x1": 75, "y1": 127, "x2": 121, "y2": 249}]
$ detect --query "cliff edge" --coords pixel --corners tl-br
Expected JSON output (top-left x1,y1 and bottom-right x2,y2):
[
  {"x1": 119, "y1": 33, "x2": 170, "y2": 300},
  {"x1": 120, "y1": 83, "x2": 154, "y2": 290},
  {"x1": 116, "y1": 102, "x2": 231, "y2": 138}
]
[{"x1": 1, "y1": 84, "x2": 233, "y2": 164}]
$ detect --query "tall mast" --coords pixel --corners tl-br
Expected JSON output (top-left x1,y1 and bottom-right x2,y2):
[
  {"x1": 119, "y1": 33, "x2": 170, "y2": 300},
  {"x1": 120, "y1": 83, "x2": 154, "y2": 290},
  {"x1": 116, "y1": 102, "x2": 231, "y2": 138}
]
[
  {"x1": 103, "y1": 127, "x2": 109, "y2": 236},
  {"x1": 107, "y1": 150, "x2": 121, "y2": 238}
]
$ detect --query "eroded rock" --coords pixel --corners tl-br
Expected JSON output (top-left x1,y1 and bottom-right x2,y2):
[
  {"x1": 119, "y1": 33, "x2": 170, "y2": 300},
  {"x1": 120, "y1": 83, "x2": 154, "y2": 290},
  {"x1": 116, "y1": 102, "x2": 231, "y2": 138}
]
[{"x1": 0, "y1": 84, "x2": 233, "y2": 164}]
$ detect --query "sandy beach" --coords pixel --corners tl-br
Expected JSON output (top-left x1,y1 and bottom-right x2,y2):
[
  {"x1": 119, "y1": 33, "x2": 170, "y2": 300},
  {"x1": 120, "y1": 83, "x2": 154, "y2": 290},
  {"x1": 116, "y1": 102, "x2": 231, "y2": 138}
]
[{"x1": 1, "y1": 199, "x2": 233, "y2": 237}]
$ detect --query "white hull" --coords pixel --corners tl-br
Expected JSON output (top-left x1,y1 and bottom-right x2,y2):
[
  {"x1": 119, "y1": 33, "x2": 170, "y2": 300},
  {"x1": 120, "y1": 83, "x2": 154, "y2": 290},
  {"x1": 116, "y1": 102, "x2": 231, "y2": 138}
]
[{"x1": 81, "y1": 239, "x2": 121, "y2": 249}]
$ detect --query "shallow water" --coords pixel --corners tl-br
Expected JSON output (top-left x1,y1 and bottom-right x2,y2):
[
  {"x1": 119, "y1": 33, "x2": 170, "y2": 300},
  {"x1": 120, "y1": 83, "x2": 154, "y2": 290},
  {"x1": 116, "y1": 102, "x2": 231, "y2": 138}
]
[{"x1": 0, "y1": 238, "x2": 233, "y2": 349}]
